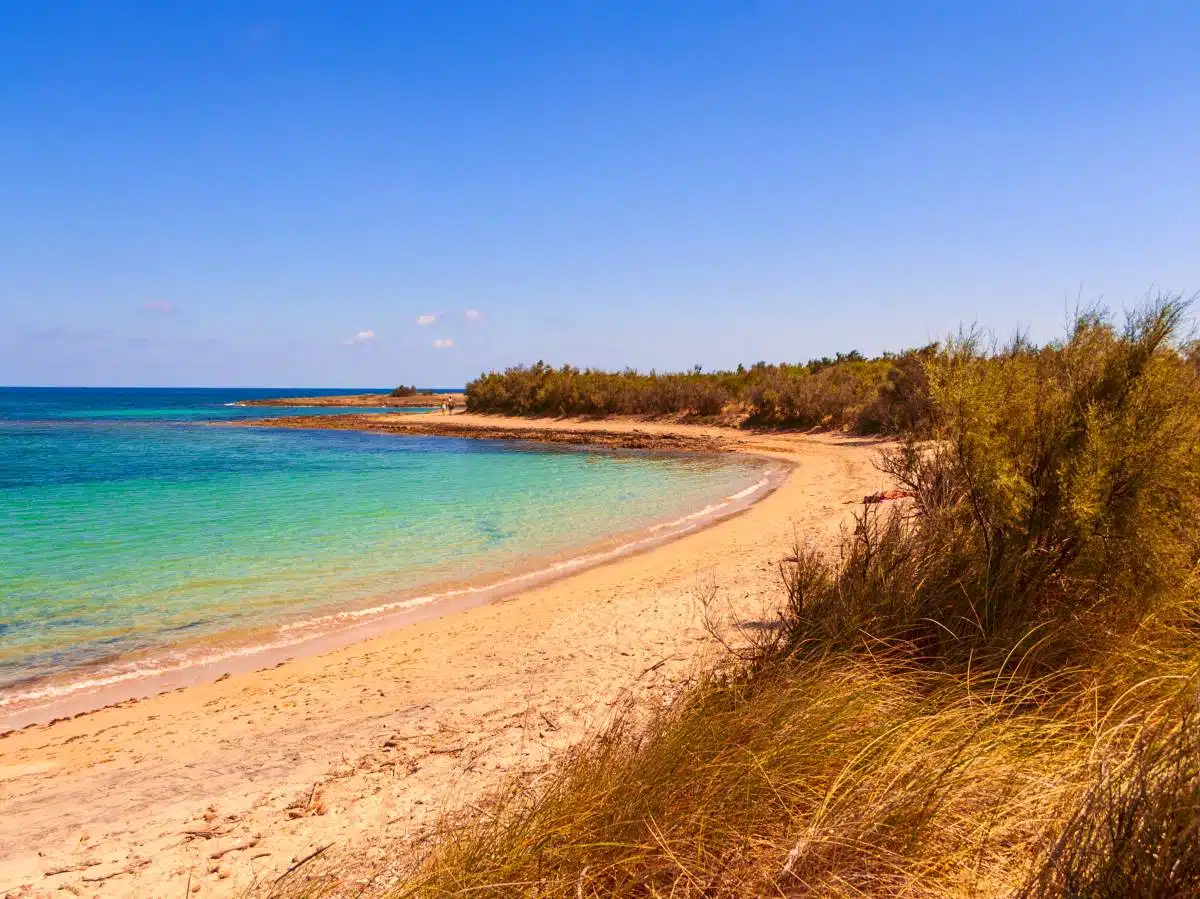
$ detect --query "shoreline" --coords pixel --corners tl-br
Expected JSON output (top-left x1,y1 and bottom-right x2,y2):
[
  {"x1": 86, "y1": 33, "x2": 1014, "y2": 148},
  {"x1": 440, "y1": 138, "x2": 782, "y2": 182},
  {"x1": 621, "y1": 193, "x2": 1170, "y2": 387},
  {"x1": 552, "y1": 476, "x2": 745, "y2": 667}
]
[
  {"x1": 230, "y1": 410, "x2": 741, "y2": 453},
  {"x1": 0, "y1": 418, "x2": 891, "y2": 897},
  {"x1": 0, "y1": 450, "x2": 786, "y2": 731}
]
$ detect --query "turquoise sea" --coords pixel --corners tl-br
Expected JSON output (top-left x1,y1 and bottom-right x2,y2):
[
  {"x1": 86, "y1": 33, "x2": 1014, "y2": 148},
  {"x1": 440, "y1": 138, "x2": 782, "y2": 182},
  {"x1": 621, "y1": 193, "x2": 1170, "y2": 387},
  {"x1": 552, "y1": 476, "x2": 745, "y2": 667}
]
[{"x1": 0, "y1": 388, "x2": 769, "y2": 714}]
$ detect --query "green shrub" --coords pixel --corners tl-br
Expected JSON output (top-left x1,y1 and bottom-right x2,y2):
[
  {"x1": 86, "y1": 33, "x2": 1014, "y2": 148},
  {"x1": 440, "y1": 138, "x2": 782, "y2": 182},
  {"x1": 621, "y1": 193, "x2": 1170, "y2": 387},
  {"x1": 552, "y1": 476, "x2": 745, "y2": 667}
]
[
  {"x1": 779, "y1": 299, "x2": 1200, "y2": 671},
  {"x1": 463, "y1": 350, "x2": 936, "y2": 434}
]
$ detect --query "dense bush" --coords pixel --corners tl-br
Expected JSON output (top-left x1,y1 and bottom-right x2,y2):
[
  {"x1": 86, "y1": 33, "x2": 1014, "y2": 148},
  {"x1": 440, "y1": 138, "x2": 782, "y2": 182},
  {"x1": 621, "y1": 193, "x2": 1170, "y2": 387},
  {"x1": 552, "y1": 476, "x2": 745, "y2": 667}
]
[
  {"x1": 390, "y1": 384, "x2": 419, "y2": 397},
  {"x1": 466, "y1": 363, "x2": 735, "y2": 417},
  {"x1": 786, "y1": 301, "x2": 1200, "y2": 661},
  {"x1": 464, "y1": 349, "x2": 938, "y2": 434}
]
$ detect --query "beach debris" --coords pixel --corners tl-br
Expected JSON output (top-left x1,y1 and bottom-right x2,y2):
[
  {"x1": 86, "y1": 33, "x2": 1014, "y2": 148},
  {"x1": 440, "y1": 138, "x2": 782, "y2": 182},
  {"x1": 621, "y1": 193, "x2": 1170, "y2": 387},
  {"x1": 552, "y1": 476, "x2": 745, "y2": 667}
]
[
  {"x1": 42, "y1": 860, "x2": 100, "y2": 878},
  {"x1": 286, "y1": 783, "x2": 326, "y2": 818},
  {"x1": 863, "y1": 489, "x2": 914, "y2": 504},
  {"x1": 274, "y1": 843, "x2": 334, "y2": 885},
  {"x1": 639, "y1": 655, "x2": 679, "y2": 678},
  {"x1": 208, "y1": 838, "x2": 258, "y2": 860},
  {"x1": 79, "y1": 858, "x2": 149, "y2": 883},
  {"x1": 182, "y1": 827, "x2": 231, "y2": 841}
]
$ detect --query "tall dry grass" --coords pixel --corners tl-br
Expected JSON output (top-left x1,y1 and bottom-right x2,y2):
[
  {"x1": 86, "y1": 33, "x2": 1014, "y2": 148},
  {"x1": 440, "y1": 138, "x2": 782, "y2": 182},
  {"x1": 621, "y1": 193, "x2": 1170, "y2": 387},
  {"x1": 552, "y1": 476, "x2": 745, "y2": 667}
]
[
  {"x1": 400, "y1": 656, "x2": 1102, "y2": 897},
  {"x1": 329, "y1": 298, "x2": 1200, "y2": 898},
  {"x1": 1016, "y1": 686, "x2": 1200, "y2": 899}
]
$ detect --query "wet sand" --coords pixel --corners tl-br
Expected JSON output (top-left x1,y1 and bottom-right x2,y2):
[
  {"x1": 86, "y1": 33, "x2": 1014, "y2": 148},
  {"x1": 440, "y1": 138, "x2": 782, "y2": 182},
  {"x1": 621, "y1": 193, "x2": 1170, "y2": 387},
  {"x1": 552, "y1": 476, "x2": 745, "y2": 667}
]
[{"x1": 0, "y1": 418, "x2": 891, "y2": 897}]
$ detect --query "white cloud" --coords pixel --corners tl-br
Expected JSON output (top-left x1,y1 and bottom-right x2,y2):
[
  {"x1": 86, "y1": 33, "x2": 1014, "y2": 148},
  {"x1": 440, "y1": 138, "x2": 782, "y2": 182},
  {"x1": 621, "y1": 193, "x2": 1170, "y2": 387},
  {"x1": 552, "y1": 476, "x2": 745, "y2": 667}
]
[
  {"x1": 416, "y1": 314, "x2": 439, "y2": 326},
  {"x1": 343, "y1": 329, "x2": 376, "y2": 346},
  {"x1": 464, "y1": 308, "x2": 483, "y2": 323},
  {"x1": 432, "y1": 338, "x2": 455, "y2": 349}
]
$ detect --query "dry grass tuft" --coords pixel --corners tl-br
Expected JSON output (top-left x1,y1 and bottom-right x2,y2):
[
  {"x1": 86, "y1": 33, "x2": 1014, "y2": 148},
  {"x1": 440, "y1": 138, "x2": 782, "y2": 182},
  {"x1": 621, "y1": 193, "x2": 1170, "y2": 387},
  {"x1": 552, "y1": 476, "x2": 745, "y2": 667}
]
[
  {"x1": 404, "y1": 655, "x2": 1101, "y2": 897},
  {"x1": 1017, "y1": 684, "x2": 1200, "y2": 898}
]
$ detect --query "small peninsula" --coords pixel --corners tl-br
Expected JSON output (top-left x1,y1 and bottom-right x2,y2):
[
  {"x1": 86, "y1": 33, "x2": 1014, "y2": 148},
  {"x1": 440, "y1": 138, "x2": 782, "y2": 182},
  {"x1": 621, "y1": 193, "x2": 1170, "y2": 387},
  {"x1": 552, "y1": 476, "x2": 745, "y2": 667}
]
[{"x1": 237, "y1": 392, "x2": 460, "y2": 408}]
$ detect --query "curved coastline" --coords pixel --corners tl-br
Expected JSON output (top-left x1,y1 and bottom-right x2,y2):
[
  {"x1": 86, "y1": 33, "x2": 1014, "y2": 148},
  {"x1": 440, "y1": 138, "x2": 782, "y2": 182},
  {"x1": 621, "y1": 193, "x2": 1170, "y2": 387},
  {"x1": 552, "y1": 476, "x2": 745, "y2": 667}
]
[
  {"x1": 0, "y1": 442, "x2": 785, "y2": 731},
  {"x1": 0, "y1": 420, "x2": 889, "y2": 897}
]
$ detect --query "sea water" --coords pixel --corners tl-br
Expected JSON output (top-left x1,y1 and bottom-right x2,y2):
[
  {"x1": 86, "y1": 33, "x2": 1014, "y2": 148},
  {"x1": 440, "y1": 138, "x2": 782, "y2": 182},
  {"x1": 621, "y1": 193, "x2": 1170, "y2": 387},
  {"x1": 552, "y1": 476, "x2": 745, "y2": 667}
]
[{"x1": 0, "y1": 388, "x2": 769, "y2": 712}]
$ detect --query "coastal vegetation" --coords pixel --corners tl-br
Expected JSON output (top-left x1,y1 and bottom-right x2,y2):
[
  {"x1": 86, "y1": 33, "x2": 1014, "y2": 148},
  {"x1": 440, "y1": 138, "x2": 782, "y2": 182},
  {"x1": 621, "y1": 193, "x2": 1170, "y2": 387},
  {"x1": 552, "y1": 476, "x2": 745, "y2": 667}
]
[
  {"x1": 464, "y1": 348, "x2": 936, "y2": 434},
  {"x1": 385, "y1": 298, "x2": 1200, "y2": 896}
]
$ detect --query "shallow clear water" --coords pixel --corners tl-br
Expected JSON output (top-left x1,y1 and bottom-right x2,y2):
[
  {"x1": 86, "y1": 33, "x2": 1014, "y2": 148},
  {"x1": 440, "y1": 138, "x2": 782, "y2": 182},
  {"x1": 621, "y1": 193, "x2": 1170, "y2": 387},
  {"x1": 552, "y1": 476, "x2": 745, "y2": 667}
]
[{"x1": 0, "y1": 388, "x2": 765, "y2": 702}]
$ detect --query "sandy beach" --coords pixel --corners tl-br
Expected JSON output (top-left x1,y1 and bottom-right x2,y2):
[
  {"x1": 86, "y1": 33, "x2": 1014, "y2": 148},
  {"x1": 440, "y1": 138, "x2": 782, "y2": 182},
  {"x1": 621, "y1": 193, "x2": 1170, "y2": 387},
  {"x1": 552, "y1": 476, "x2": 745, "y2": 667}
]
[{"x1": 0, "y1": 417, "x2": 891, "y2": 897}]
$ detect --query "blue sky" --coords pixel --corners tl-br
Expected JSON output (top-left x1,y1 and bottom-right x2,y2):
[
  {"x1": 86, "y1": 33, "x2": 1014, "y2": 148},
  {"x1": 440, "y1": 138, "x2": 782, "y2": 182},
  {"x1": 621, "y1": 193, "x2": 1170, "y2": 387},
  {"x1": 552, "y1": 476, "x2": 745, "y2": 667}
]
[{"x1": 2, "y1": 2, "x2": 1198, "y2": 387}]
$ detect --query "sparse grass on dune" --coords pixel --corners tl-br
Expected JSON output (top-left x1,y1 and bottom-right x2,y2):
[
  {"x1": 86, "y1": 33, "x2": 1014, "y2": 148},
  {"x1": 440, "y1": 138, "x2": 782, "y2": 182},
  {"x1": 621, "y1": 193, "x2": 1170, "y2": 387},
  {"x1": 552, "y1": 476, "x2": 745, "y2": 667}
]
[
  {"x1": 395, "y1": 591, "x2": 1197, "y2": 897},
  {"x1": 290, "y1": 297, "x2": 1200, "y2": 897},
  {"x1": 402, "y1": 654, "x2": 1098, "y2": 897}
]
